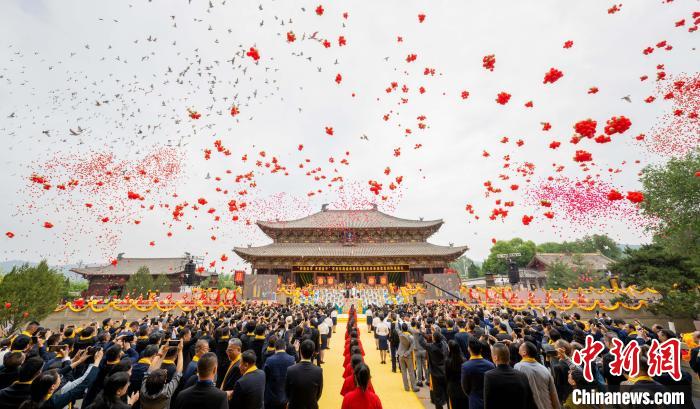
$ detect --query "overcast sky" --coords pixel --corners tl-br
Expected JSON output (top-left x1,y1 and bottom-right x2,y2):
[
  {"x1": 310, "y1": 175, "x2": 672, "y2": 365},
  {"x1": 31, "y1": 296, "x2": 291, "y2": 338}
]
[{"x1": 0, "y1": 0, "x2": 697, "y2": 271}]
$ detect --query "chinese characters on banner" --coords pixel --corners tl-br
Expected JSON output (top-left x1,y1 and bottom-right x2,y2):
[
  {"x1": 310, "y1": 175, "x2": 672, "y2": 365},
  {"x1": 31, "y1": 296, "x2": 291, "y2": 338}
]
[{"x1": 572, "y1": 335, "x2": 681, "y2": 382}]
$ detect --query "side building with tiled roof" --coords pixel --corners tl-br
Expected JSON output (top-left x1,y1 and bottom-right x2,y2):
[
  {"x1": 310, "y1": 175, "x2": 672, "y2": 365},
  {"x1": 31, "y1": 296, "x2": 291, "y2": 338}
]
[
  {"x1": 517, "y1": 252, "x2": 615, "y2": 289},
  {"x1": 234, "y1": 204, "x2": 468, "y2": 286},
  {"x1": 71, "y1": 255, "x2": 214, "y2": 297}
]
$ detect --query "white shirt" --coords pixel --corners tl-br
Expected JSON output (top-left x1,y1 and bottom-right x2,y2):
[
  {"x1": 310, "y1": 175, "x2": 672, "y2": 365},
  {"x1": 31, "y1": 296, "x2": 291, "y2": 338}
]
[
  {"x1": 372, "y1": 316, "x2": 381, "y2": 327},
  {"x1": 331, "y1": 310, "x2": 338, "y2": 318},
  {"x1": 374, "y1": 321, "x2": 389, "y2": 336},
  {"x1": 318, "y1": 322, "x2": 330, "y2": 335}
]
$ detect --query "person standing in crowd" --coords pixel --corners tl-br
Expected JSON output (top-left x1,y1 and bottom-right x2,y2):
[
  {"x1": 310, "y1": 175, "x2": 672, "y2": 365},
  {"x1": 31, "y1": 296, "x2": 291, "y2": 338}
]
[
  {"x1": 371, "y1": 314, "x2": 381, "y2": 349},
  {"x1": 454, "y1": 320, "x2": 470, "y2": 359},
  {"x1": 341, "y1": 363, "x2": 382, "y2": 409},
  {"x1": 285, "y1": 340, "x2": 323, "y2": 409},
  {"x1": 0, "y1": 357, "x2": 46, "y2": 409},
  {"x1": 374, "y1": 316, "x2": 389, "y2": 364},
  {"x1": 263, "y1": 338, "x2": 295, "y2": 409},
  {"x1": 562, "y1": 368, "x2": 601, "y2": 409},
  {"x1": 130, "y1": 344, "x2": 159, "y2": 396},
  {"x1": 323, "y1": 314, "x2": 333, "y2": 341},
  {"x1": 423, "y1": 330, "x2": 448, "y2": 409},
  {"x1": 172, "y1": 352, "x2": 227, "y2": 409},
  {"x1": 230, "y1": 350, "x2": 265, "y2": 409},
  {"x1": 140, "y1": 341, "x2": 184, "y2": 409},
  {"x1": 514, "y1": 341, "x2": 560, "y2": 409},
  {"x1": 600, "y1": 332, "x2": 625, "y2": 393},
  {"x1": 219, "y1": 338, "x2": 242, "y2": 393},
  {"x1": 410, "y1": 321, "x2": 428, "y2": 387},
  {"x1": 0, "y1": 352, "x2": 24, "y2": 390},
  {"x1": 18, "y1": 349, "x2": 102, "y2": 409},
  {"x1": 544, "y1": 342, "x2": 571, "y2": 405},
  {"x1": 330, "y1": 308, "x2": 338, "y2": 334},
  {"x1": 397, "y1": 323, "x2": 418, "y2": 392},
  {"x1": 388, "y1": 318, "x2": 400, "y2": 373},
  {"x1": 87, "y1": 371, "x2": 141, "y2": 409},
  {"x1": 445, "y1": 340, "x2": 468, "y2": 409},
  {"x1": 461, "y1": 337, "x2": 495, "y2": 409},
  {"x1": 484, "y1": 342, "x2": 533, "y2": 409},
  {"x1": 182, "y1": 339, "x2": 209, "y2": 386},
  {"x1": 365, "y1": 307, "x2": 373, "y2": 333},
  {"x1": 317, "y1": 317, "x2": 330, "y2": 365},
  {"x1": 306, "y1": 319, "x2": 322, "y2": 367}
]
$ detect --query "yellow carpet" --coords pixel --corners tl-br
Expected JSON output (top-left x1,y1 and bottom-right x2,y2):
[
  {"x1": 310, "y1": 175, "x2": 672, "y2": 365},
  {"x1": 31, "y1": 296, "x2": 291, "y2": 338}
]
[{"x1": 318, "y1": 318, "x2": 425, "y2": 409}]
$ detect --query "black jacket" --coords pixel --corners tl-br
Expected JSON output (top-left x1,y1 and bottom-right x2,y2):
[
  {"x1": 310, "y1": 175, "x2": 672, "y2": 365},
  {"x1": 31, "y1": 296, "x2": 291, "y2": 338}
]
[
  {"x1": 230, "y1": 369, "x2": 265, "y2": 409},
  {"x1": 219, "y1": 359, "x2": 241, "y2": 392},
  {"x1": 549, "y1": 358, "x2": 571, "y2": 402},
  {"x1": 0, "y1": 367, "x2": 19, "y2": 390},
  {"x1": 0, "y1": 382, "x2": 31, "y2": 409},
  {"x1": 285, "y1": 361, "x2": 323, "y2": 409},
  {"x1": 249, "y1": 338, "x2": 266, "y2": 367},
  {"x1": 483, "y1": 364, "x2": 534, "y2": 409},
  {"x1": 172, "y1": 381, "x2": 228, "y2": 409},
  {"x1": 263, "y1": 352, "x2": 295, "y2": 406}
]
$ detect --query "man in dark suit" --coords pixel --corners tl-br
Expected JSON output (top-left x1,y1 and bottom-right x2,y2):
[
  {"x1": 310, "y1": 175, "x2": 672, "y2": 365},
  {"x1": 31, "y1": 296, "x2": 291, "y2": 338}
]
[
  {"x1": 460, "y1": 338, "x2": 495, "y2": 409},
  {"x1": 454, "y1": 319, "x2": 471, "y2": 359},
  {"x1": 219, "y1": 338, "x2": 242, "y2": 393},
  {"x1": 285, "y1": 339, "x2": 323, "y2": 409},
  {"x1": 0, "y1": 352, "x2": 23, "y2": 390},
  {"x1": 484, "y1": 343, "x2": 534, "y2": 409},
  {"x1": 263, "y1": 338, "x2": 295, "y2": 409},
  {"x1": 173, "y1": 352, "x2": 228, "y2": 409},
  {"x1": 230, "y1": 350, "x2": 266, "y2": 409},
  {"x1": 0, "y1": 357, "x2": 44, "y2": 409},
  {"x1": 129, "y1": 344, "x2": 158, "y2": 395}
]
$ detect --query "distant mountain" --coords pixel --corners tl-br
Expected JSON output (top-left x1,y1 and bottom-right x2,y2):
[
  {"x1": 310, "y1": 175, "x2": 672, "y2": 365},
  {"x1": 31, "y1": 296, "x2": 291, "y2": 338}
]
[{"x1": 0, "y1": 260, "x2": 86, "y2": 281}]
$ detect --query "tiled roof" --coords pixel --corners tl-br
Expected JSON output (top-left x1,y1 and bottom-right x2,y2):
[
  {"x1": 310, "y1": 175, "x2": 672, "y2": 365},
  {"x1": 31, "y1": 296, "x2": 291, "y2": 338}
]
[
  {"x1": 234, "y1": 242, "x2": 468, "y2": 259},
  {"x1": 529, "y1": 253, "x2": 614, "y2": 270},
  {"x1": 257, "y1": 208, "x2": 442, "y2": 230},
  {"x1": 71, "y1": 257, "x2": 188, "y2": 276}
]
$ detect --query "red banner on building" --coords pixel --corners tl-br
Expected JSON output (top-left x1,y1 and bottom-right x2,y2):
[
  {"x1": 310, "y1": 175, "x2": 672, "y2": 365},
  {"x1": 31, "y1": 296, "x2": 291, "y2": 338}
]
[{"x1": 234, "y1": 270, "x2": 245, "y2": 284}]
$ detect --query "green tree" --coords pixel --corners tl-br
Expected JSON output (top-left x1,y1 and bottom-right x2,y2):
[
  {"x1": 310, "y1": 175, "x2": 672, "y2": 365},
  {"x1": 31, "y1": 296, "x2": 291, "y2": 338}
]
[
  {"x1": 546, "y1": 260, "x2": 577, "y2": 289},
  {"x1": 0, "y1": 261, "x2": 68, "y2": 333},
  {"x1": 199, "y1": 277, "x2": 212, "y2": 288},
  {"x1": 467, "y1": 262, "x2": 482, "y2": 278},
  {"x1": 216, "y1": 274, "x2": 237, "y2": 289},
  {"x1": 612, "y1": 244, "x2": 699, "y2": 319},
  {"x1": 153, "y1": 275, "x2": 172, "y2": 293},
  {"x1": 639, "y1": 149, "x2": 700, "y2": 267},
  {"x1": 537, "y1": 234, "x2": 620, "y2": 260},
  {"x1": 587, "y1": 234, "x2": 621, "y2": 260},
  {"x1": 124, "y1": 266, "x2": 154, "y2": 297},
  {"x1": 482, "y1": 238, "x2": 537, "y2": 275}
]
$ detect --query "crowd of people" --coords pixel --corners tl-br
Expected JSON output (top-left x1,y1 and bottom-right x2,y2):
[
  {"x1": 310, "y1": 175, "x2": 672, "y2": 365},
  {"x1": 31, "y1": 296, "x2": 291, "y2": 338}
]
[
  {"x1": 363, "y1": 303, "x2": 699, "y2": 409},
  {"x1": 0, "y1": 303, "x2": 335, "y2": 409},
  {"x1": 0, "y1": 297, "x2": 697, "y2": 409}
]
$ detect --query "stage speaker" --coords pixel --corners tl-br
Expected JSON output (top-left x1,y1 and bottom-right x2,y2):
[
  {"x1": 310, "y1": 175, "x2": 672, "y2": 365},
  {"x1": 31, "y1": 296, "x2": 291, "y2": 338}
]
[
  {"x1": 184, "y1": 260, "x2": 196, "y2": 285},
  {"x1": 413, "y1": 296, "x2": 417, "y2": 305},
  {"x1": 507, "y1": 261, "x2": 520, "y2": 285}
]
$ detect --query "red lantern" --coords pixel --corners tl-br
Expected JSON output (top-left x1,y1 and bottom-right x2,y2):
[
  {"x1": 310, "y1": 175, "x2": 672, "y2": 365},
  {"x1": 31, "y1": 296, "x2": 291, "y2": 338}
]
[
  {"x1": 4, "y1": 302, "x2": 11, "y2": 309},
  {"x1": 22, "y1": 312, "x2": 29, "y2": 318}
]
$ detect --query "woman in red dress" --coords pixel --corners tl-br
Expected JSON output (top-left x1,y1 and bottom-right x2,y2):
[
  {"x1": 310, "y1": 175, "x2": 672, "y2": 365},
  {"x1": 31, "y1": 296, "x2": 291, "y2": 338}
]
[{"x1": 341, "y1": 363, "x2": 382, "y2": 409}]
